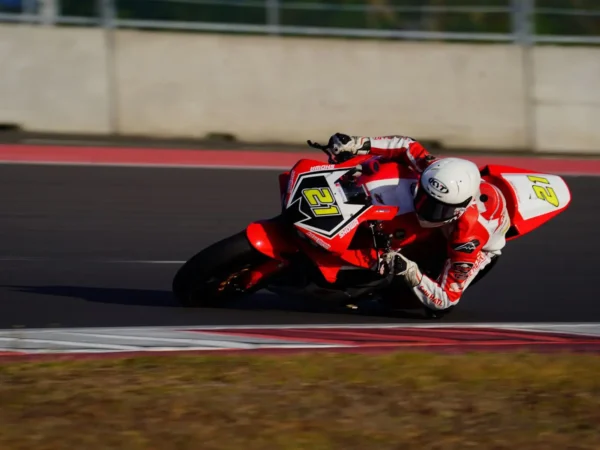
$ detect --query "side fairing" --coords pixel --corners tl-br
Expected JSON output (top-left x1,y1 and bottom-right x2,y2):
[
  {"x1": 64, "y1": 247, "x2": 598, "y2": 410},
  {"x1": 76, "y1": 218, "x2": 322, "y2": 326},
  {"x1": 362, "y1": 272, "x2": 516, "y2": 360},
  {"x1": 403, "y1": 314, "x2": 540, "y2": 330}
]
[
  {"x1": 286, "y1": 167, "x2": 368, "y2": 238},
  {"x1": 283, "y1": 158, "x2": 399, "y2": 256}
]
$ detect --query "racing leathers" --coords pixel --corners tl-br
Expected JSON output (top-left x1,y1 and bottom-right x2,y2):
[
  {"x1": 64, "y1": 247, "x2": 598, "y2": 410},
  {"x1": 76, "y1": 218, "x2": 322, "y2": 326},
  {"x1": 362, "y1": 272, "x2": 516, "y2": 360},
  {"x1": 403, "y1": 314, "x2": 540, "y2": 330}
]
[{"x1": 328, "y1": 133, "x2": 510, "y2": 313}]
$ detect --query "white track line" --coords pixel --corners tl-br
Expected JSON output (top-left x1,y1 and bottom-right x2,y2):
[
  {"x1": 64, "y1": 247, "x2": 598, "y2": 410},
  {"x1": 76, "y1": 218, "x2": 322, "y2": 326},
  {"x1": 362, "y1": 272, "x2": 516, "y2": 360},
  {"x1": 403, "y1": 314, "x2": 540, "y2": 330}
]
[
  {"x1": 0, "y1": 257, "x2": 183, "y2": 264},
  {"x1": 51, "y1": 331, "x2": 351, "y2": 349},
  {"x1": 0, "y1": 337, "x2": 140, "y2": 351},
  {"x1": 56, "y1": 332, "x2": 259, "y2": 350},
  {"x1": 2, "y1": 323, "x2": 599, "y2": 333}
]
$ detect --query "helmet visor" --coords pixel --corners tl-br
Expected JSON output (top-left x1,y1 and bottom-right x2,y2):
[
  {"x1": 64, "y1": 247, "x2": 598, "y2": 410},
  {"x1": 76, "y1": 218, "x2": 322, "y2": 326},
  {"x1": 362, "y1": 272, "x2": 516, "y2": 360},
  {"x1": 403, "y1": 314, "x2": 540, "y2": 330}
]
[{"x1": 414, "y1": 183, "x2": 471, "y2": 223}]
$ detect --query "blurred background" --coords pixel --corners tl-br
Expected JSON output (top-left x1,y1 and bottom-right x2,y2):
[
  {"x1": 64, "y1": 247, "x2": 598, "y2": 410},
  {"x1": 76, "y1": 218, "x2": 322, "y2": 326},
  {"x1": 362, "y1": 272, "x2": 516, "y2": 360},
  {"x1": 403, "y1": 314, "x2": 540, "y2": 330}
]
[
  {"x1": 2, "y1": 0, "x2": 599, "y2": 39},
  {"x1": 0, "y1": 0, "x2": 599, "y2": 154}
]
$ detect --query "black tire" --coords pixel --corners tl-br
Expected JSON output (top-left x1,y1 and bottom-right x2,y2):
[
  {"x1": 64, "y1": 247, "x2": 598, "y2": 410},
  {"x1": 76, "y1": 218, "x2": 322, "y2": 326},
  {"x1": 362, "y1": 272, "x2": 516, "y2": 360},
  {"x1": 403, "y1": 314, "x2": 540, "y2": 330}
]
[{"x1": 172, "y1": 231, "x2": 269, "y2": 307}]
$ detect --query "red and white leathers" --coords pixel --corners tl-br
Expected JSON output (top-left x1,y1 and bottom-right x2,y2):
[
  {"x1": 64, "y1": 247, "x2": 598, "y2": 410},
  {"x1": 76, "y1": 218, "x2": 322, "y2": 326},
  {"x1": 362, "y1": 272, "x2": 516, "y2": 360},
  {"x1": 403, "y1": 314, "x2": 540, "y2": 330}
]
[{"x1": 333, "y1": 135, "x2": 510, "y2": 311}]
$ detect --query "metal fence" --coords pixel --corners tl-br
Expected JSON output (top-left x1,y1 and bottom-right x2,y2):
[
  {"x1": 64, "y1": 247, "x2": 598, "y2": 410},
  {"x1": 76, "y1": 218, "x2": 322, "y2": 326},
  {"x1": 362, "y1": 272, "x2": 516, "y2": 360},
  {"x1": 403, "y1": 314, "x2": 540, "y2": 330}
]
[{"x1": 1, "y1": 0, "x2": 599, "y2": 44}]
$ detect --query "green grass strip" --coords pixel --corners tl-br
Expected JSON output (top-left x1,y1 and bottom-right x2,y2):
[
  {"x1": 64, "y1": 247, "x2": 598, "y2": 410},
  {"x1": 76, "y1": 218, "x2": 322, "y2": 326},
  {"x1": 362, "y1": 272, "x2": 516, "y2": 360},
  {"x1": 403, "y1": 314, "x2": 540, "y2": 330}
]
[{"x1": 1, "y1": 351, "x2": 599, "y2": 449}]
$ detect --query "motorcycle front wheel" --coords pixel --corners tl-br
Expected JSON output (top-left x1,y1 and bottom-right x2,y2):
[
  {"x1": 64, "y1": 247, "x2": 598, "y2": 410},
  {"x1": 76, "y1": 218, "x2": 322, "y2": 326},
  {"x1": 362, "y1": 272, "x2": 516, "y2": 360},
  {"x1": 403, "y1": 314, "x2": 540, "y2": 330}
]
[{"x1": 172, "y1": 231, "x2": 270, "y2": 307}]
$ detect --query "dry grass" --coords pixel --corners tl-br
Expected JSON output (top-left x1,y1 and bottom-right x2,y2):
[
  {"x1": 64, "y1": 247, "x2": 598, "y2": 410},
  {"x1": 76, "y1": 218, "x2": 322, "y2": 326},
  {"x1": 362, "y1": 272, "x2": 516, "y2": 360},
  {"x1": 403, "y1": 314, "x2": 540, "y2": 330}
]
[{"x1": 0, "y1": 351, "x2": 599, "y2": 449}]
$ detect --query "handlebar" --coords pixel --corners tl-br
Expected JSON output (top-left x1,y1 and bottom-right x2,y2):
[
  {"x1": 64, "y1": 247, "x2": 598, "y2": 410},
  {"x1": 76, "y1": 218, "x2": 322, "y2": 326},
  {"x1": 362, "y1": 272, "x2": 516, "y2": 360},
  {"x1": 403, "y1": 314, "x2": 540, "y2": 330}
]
[
  {"x1": 306, "y1": 140, "x2": 329, "y2": 152},
  {"x1": 306, "y1": 140, "x2": 355, "y2": 164},
  {"x1": 306, "y1": 140, "x2": 335, "y2": 164}
]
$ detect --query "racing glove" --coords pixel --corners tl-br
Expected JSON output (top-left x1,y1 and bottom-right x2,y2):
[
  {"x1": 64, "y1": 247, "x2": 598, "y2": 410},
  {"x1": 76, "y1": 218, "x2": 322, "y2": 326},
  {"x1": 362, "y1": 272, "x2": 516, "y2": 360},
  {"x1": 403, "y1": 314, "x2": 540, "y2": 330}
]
[
  {"x1": 380, "y1": 251, "x2": 454, "y2": 319},
  {"x1": 328, "y1": 133, "x2": 371, "y2": 156},
  {"x1": 379, "y1": 251, "x2": 422, "y2": 287}
]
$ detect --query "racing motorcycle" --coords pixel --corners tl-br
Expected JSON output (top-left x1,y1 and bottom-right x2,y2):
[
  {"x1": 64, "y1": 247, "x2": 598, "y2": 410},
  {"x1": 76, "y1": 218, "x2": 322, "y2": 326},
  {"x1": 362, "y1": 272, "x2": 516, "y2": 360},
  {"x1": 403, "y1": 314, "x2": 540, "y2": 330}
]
[{"x1": 172, "y1": 140, "x2": 571, "y2": 314}]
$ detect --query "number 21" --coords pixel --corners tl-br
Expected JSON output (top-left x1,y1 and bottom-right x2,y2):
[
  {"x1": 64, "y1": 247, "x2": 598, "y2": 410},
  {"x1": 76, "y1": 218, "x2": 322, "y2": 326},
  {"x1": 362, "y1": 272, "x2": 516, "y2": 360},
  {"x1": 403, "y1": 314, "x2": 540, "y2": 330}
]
[
  {"x1": 527, "y1": 175, "x2": 559, "y2": 207},
  {"x1": 302, "y1": 188, "x2": 341, "y2": 216}
]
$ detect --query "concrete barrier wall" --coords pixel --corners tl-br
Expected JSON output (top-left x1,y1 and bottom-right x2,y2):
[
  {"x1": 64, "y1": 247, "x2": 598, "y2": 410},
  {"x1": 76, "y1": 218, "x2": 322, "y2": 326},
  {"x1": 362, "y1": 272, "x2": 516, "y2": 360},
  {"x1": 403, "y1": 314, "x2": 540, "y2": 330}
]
[
  {"x1": 1, "y1": 24, "x2": 599, "y2": 153},
  {"x1": 0, "y1": 24, "x2": 111, "y2": 134},
  {"x1": 114, "y1": 31, "x2": 528, "y2": 151},
  {"x1": 533, "y1": 46, "x2": 600, "y2": 154}
]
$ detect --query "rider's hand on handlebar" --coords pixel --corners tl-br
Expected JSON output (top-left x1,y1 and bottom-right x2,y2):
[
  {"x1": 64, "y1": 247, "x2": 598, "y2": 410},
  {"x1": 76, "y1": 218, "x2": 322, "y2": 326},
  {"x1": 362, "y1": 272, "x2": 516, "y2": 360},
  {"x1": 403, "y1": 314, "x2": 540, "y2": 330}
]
[
  {"x1": 379, "y1": 251, "x2": 422, "y2": 288},
  {"x1": 328, "y1": 133, "x2": 370, "y2": 156}
]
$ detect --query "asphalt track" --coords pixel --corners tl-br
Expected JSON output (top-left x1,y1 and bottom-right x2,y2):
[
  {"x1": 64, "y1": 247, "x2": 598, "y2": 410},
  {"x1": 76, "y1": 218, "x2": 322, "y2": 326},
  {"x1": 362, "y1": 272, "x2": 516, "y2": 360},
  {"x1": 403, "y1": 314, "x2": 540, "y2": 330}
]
[{"x1": 0, "y1": 164, "x2": 598, "y2": 329}]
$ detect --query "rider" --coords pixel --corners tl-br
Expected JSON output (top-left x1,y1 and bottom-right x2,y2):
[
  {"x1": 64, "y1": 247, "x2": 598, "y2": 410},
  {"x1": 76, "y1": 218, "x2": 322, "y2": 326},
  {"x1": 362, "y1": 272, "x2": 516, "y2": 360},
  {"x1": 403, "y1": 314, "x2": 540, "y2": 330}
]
[{"x1": 327, "y1": 133, "x2": 510, "y2": 316}]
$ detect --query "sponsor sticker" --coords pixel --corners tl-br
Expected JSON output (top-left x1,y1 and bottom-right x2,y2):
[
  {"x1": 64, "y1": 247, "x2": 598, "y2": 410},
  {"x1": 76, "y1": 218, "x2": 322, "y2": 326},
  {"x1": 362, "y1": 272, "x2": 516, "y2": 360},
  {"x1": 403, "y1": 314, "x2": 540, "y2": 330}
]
[
  {"x1": 418, "y1": 285, "x2": 443, "y2": 307},
  {"x1": 310, "y1": 165, "x2": 335, "y2": 172},
  {"x1": 452, "y1": 239, "x2": 481, "y2": 254},
  {"x1": 452, "y1": 262, "x2": 473, "y2": 280},
  {"x1": 338, "y1": 219, "x2": 359, "y2": 238},
  {"x1": 306, "y1": 232, "x2": 331, "y2": 250},
  {"x1": 429, "y1": 177, "x2": 449, "y2": 194}
]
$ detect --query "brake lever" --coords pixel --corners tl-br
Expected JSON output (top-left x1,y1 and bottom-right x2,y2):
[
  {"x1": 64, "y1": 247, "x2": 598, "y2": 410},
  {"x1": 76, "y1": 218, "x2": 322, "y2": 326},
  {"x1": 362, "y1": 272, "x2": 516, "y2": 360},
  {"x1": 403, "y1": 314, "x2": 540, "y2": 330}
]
[
  {"x1": 306, "y1": 140, "x2": 328, "y2": 151},
  {"x1": 307, "y1": 140, "x2": 336, "y2": 164}
]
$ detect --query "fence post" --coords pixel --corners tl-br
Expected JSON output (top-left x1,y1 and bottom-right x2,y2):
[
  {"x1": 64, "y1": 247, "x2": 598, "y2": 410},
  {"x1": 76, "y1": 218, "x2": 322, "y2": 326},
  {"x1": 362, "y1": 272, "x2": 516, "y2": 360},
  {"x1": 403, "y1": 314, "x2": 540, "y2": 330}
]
[
  {"x1": 100, "y1": 0, "x2": 119, "y2": 135},
  {"x1": 100, "y1": 0, "x2": 116, "y2": 28},
  {"x1": 511, "y1": 0, "x2": 534, "y2": 45},
  {"x1": 22, "y1": 0, "x2": 37, "y2": 23},
  {"x1": 39, "y1": 0, "x2": 58, "y2": 26},
  {"x1": 512, "y1": 0, "x2": 537, "y2": 152},
  {"x1": 266, "y1": 0, "x2": 280, "y2": 35}
]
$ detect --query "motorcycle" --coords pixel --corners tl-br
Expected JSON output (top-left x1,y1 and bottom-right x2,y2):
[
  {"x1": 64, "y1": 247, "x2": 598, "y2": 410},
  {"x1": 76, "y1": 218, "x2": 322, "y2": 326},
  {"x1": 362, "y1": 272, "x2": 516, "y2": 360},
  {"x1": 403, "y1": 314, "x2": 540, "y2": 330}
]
[{"x1": 172, "y1": 140, "x2": 571, "y2": 315}]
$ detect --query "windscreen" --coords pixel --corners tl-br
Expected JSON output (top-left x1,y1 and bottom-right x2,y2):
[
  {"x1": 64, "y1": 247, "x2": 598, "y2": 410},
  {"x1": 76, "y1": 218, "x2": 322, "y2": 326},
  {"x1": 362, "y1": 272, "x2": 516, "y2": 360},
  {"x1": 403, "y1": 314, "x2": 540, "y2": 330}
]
[{"x1": 336, "y1": 181, "x2": 368, "y2": 205}]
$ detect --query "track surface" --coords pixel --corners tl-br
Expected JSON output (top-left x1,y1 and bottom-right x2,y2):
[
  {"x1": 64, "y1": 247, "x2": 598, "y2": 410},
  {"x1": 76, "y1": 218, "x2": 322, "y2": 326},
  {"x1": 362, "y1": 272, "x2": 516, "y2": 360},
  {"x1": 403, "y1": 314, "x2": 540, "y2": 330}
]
[{"x1": 0, "y1": 165, "x2": 597, "y2": 329}]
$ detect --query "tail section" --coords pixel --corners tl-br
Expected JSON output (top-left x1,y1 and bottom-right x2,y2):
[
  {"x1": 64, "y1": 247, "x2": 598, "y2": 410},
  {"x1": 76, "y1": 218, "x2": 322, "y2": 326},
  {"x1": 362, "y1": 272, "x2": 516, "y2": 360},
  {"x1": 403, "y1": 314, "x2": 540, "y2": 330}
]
[{"x1": 481, "y1": 165, "x2": 571, "y2": 239}]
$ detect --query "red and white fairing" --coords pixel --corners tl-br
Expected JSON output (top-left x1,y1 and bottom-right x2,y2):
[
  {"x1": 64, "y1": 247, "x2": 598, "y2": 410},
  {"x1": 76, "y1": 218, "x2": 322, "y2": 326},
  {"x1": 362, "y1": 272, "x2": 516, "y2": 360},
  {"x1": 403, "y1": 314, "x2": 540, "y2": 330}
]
[
  {"x1": 482, "y1": 165, "x2": 572, "y2": 240},
  {"x1": 278, "y1": 156, "x2": 428, "y2": 283},
  {"x1": 251, "y1": 153, "x2": 571, "y2": 311}
]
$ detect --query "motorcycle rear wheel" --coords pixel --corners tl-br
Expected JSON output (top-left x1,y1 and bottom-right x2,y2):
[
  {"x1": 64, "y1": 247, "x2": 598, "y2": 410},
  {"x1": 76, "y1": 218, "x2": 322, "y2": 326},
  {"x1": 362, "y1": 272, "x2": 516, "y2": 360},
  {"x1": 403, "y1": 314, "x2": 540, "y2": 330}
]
[{"x1": 172, "y1": 231, "x2": 270, "y2": 307}]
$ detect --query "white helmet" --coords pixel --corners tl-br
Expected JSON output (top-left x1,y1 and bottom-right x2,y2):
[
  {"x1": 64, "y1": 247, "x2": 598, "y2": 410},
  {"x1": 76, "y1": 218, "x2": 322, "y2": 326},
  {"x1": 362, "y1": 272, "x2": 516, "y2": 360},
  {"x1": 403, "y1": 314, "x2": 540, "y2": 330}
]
[{"x1": 413, "y1": 158, "x2": 481, "y2": 228}]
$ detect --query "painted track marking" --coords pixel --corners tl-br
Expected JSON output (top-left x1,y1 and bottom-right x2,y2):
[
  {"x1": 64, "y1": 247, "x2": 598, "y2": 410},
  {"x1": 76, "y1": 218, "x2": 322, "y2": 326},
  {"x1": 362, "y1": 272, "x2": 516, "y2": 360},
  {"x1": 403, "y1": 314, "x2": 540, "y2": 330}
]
[
  {"x1": 0, "y1": 257, "x2": 184, "y2": 264},
  {"x1": 1, "y1": 324, "x2": 600, "y2": 356},
  {"x1": 1, "y1": 144, "x2": 599, "y2": 176}
]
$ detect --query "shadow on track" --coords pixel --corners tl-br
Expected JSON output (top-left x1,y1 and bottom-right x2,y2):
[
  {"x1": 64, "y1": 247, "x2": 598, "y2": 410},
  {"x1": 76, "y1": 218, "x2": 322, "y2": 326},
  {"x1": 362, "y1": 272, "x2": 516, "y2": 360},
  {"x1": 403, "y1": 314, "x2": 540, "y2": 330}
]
[
  {"x1": 3, "y1": 285, "x2": 178, "y2": 307},
  {"x1": 2, "y1": 285, "x2": 430, "y2": 320}
]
